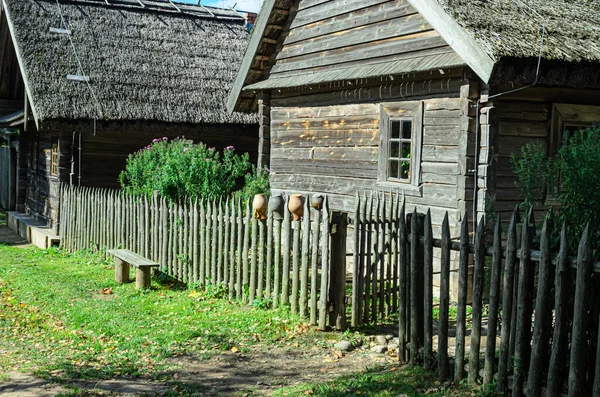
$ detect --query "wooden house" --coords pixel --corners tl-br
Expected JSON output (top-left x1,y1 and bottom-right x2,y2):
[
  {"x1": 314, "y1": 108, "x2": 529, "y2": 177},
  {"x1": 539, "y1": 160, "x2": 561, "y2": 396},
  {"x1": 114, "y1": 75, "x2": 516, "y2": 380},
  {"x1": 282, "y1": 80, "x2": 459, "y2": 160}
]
[
  {"x1": 0, "y1": 0, "x2": 258, "y2": 231},
  {"x1": 228, "y1": 0, "x2": 600, "y2": 238}
]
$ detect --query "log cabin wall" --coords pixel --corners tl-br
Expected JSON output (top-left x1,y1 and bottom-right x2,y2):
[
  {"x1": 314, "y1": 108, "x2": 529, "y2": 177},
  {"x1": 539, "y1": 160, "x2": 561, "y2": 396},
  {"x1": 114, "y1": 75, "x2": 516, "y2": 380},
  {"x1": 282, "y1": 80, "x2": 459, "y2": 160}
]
[
  {"x1": 23, "y1": 121, "x2": 258, "y2": 229},
  {"x1": 489, "y1": 86, "x2": 600, "y2": 224}
]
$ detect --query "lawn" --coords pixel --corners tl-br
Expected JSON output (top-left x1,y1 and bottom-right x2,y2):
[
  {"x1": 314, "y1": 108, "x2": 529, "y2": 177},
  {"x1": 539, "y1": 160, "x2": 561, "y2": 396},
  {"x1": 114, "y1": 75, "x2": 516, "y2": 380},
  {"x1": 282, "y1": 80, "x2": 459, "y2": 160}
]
[{"x1": 0, "y1": 214, "x2": 478, "y2": 396}]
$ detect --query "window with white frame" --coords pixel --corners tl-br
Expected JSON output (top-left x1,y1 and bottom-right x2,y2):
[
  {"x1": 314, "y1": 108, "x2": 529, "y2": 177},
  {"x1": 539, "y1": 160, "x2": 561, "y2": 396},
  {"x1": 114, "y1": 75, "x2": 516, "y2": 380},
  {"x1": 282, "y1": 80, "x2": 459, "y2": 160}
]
[{"x1": 378, "y1": 101, "x2": 423, "y2": 189}]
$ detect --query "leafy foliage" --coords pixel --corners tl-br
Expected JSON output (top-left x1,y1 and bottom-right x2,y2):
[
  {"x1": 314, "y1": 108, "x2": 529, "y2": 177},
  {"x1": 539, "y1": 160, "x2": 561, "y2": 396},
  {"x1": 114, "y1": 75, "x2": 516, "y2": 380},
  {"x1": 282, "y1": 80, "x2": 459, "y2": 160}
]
[
  {"x1": 119, "y1": 138, "x2": 267, "y2": 202},
  {"x1": 511, "y1": 127, "x2": 600, "y2": 252}
]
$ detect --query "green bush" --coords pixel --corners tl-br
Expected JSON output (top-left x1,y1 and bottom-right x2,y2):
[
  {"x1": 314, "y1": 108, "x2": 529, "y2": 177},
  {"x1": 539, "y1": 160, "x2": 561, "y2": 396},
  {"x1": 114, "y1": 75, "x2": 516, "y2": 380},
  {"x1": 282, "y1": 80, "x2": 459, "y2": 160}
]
[
  {"x1": 119, "y1": 137, "x2": 269, "y2": 202},
  {"x1": 511, "y1": 127, "x2": 600, "y2": 253}
]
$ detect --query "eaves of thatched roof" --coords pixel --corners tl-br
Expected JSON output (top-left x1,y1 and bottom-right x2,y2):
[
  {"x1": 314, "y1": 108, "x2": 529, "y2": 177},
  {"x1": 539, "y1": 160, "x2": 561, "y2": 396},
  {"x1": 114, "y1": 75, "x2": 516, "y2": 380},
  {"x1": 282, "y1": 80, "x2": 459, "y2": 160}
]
[{"x1": 4, "y1": 0, "x2": 257, "y2": 127}]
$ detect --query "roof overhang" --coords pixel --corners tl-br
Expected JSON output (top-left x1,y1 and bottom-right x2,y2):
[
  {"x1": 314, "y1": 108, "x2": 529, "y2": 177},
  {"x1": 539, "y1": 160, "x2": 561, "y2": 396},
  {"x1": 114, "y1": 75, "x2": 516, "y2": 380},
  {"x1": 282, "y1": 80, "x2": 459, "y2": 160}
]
[
  {"x1": 226, "y1": 0, "x2": 276, "y2": 114},
  {"x1": 407, "y1": 0, "x2": 495, "y2": 83}
]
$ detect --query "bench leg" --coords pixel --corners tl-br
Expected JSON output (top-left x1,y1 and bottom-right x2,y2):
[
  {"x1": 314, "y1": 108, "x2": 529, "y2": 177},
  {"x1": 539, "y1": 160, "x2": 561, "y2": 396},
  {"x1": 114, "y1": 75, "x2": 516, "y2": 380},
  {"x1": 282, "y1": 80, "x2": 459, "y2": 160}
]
[
  {"x1": 115, "y1": 258, "x2": 130, "y2": 284},
  {"x1": 136, "y1": 267, "x2": 152, "y2": 290}
]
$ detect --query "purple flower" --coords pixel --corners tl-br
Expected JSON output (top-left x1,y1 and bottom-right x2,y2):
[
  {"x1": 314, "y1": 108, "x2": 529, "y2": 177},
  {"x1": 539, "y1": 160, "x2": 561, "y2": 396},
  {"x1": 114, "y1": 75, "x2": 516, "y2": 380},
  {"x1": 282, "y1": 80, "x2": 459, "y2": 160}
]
[
  {"x1": 162, "y1": 137, "x2": 168, "y2": 141},
  {"x1": 152, "y1": 139, "x2": 159, "y2": 143},
  {"x1": 225, "y1": 145, "x2": 235, "y2": 150},
  {"x1": 183, "y1": 148, "x2": 189, "y2": 152}
]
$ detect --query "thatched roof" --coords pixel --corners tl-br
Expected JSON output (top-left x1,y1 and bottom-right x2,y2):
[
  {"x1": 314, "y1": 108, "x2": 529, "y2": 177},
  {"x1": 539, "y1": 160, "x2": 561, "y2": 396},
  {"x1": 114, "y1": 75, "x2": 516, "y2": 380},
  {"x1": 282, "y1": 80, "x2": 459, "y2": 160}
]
[
  {"x1": 438, "y1": 0, "x2": 600, "y2": 63},
  {"x1": 5, "y1": 0, "x2": 257, "y2": 125}
]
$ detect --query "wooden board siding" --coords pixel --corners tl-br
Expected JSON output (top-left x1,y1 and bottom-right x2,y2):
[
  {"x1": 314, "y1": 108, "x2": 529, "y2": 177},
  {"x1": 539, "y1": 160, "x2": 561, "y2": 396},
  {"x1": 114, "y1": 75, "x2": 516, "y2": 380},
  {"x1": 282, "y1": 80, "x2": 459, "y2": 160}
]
[
  {"x1": 264, "y1": 0, "x2": 456, "y2": 82},
  {"x1": 270, "y1": 76, "x2": 473, "y2": 236}
]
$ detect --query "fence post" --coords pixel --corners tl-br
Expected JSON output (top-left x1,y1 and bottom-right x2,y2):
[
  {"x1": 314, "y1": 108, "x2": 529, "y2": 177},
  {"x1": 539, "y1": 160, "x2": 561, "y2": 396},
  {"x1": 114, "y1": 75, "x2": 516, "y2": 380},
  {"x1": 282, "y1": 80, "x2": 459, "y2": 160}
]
[
  {"x1": 408, "y1": 209, "x2": 425, "y2": 366},
  {"x1": 329, "y1": 211, "x2": 348, "y2": 331},
  {"x1": 318, "y1": 198, "x2": 330, "y2": 331},
  {"x1": 454, "y1": 213, "x2": 469, "y2": 382},
  {"x1": 468, "y1": 217, "x2": 486, "y2": 384},
  {"x1": 484, "y1": 217, "x2": 503, "y2": 387},
  {"x1": 438, "y1": 213, "x2": 451, "y2": 379},
  {"x1": 351, "y1": 194, "x2": 361, "y2": 327},
  {"x1": 423, "y1": 209, "x2": 433, "y2": 370}
]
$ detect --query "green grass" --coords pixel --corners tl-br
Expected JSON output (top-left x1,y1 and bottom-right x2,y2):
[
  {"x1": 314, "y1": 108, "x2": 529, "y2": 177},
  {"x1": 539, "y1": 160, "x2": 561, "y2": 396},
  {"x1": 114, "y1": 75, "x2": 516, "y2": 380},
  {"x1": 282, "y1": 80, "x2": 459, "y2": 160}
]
[
  {"x1": 0, "y1": 245, "x2": 315, "y2": 380},
  {"x1": 273, "y1": 365, "x2": 479, "y2": 397}
]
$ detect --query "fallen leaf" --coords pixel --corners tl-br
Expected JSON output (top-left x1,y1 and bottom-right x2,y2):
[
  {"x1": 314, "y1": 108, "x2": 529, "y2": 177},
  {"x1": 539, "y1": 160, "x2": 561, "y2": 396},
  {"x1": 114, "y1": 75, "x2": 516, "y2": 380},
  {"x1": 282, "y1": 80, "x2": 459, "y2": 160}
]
[
  {"x1": 101, "y1": 288, "x2": 113, "y2": 295},
  {"x1": 231, "y1": 346, "x2": 240, "y2": 353}
]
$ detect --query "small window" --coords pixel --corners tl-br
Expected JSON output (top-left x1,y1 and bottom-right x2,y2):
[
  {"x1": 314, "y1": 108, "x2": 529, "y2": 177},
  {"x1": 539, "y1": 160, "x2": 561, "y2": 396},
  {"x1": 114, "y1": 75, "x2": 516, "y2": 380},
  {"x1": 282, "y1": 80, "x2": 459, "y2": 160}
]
[
  {"x1": 51, "y1": 140, "x2": 58, "y2": 176},
  {"x1": 387, "y1": 119, "x2": 413, "y2": 182},
  {"x1": 378, "y1": 101, "x2": 423, "y2": 188}
]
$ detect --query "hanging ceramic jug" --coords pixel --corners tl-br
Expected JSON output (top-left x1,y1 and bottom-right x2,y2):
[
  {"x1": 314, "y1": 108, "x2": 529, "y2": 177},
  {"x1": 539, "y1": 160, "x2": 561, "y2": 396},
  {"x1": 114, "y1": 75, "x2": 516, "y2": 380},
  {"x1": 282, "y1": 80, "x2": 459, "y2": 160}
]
[
  {"x1": 311, "y1": 194, "x2": 324, "y2": 211},
  {"x1": 288, "y1": 194, "x2": 305, "y2": 221},
  {"x1": 269, "y1": 194, "x2": 285, "y2": 220},
  {"x1": 253, "y1": 194, "x2": 268, "y2": 220}
]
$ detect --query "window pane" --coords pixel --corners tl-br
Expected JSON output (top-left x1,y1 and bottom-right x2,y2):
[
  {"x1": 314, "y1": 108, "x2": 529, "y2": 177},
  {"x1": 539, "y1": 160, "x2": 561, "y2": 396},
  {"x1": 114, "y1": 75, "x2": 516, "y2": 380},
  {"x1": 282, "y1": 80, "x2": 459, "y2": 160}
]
[
  {"x1": 401, "y1": 142, "x2": 411, "y2": 159},
  {"x1": 389, "y1": 142, "x2": 400, "y2": 159},
  {"x1": 401, "y1": 161, "x2": 410, "y2": 180},
  {"x1": 389, "y1": 160, "x2": 399, "y2": 179},
  {"x1": 391, "y1": 121, "x2": 400, "y2": 139},
  {"x1": 402, "y1": 120, "x2": 412, "y2": 139}
]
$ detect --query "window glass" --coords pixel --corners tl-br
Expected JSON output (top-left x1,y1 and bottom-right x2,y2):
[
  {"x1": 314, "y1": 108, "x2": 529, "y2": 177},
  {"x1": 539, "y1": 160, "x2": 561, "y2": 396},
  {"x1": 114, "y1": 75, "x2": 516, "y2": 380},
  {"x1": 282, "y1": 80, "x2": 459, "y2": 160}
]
[{"x1": 387, "y1": 119, "x2": 413, "y2": 182}]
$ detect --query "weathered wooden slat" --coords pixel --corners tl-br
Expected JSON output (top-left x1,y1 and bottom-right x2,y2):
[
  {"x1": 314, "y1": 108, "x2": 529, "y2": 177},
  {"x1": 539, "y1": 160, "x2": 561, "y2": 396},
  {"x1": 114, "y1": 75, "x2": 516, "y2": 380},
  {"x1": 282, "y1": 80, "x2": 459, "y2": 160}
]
[
  {"x1": 372, "y1": 195, "x2": 380, "y2": 324},
  {"x1": 291, "y1": 214, "x2": 301, "y2": 315},
  {"x1": 454, "y1": 214, "x2": 469, "y2": 383},
  {"x1": 300, "y1": 198, "x2": 310, "y2": 318},
  {"x1": 224, "y1": 200, "x2": 231, "y2": 288},
  {"x1": 437, "y1": 213, "x2": 450, "y2": 379},
  {"x1": 409, "y1": 208, "x2": 419, "y2": 366},
  {"x1": 228, "y1": 200, "x2": 237, "y2": 300},
  {"x1": 266, "y1": 206, "x2": 274, "y2": 299},
  {"x1": 236, "y1": 199, "x2": 244, "y2": 300},
  {"x1": 217, "y1": 200, "x2": 224, "y2": 284},
  {"x1": 423, "y1": 209, "x2": 433, "y2": 370},
  {"x1": 484, "y1": 218, "x2": 503, "y2": 387},
  {"x1": 273, "y1": 217, "x2": 282, "y2": 309},
  {"x1": 378, "y1": 194, "x2": 386, "y2": 319},
  {"x1": 363, "y1": 194, "x2": 373, "y2": 325},
  {"x1": 211, "y1": 201, "x2": 218, "y2": 285},
  {"x1": 204, "y1": 201, "x2": 212, "y2": 286},
  {"x1": 310, "y1": 206, "x2": 320, "y2": 325},
  {"x1": 497, "y1": 208, "x2": 519, "y2": 393},
  {"x1": 199, "y1": 200, "x2": 206, "y2": 286},
  {"x1": 391, "y1": 194, "x2": 399, "y2": 314},
  {"x1": 351, "y1": 193, "x2": 361, "y2": 327},
  {"x1": 281, "y1": 196, "x2": 291, "y2": 306},
  {"x1": 468, "y1": 218, "x2": 486, "y2": 384},
  {"x1": 318, "y1": 198, "x2": 330, "y2": 331},
  {"x1": 527, "y1": 217, "x2": 553, "y2": 397},
  {"x1": 257, "y1": 218, "x2": 266, "y2": 301},
  {"x1": 250, "y1": 215, "x2": 258, "y2": 303},
  {"x1": 397, "y1": 197, "x2": 407, "y2": 362},
  {"x1": 513, "y1": 209, "x2": 534, "y2": 397},
  {"x1": 547, "y1": 223, "x2": 569, "y2": 397},
  {"x1": 242, "y1": 200, "x2": 251, "y2": 302},
  {"x1": 568, "y1": 225, "x2": 592, "y2": 397},
  {"x1": 192, "y1": 199, "x2": 199, "y2": 284}
]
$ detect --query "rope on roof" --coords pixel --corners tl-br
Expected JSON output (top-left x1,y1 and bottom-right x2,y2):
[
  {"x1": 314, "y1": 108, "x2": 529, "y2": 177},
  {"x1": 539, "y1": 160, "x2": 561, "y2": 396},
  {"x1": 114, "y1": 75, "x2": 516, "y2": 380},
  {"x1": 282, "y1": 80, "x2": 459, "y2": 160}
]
[{"x1": 197, "y1": 1, "x2": 214, "y2": 17}]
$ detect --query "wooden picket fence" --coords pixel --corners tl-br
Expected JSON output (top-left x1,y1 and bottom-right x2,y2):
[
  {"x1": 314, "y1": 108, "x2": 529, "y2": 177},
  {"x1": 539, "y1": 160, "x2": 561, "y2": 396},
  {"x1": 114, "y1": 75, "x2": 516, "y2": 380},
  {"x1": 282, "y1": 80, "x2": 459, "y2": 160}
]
[
  {"x1": 352, "y1": 193, "x2": 600, "y2": 396},
  {"x1": 58, "y1": 184, "x2": 341, "y2": 330}
]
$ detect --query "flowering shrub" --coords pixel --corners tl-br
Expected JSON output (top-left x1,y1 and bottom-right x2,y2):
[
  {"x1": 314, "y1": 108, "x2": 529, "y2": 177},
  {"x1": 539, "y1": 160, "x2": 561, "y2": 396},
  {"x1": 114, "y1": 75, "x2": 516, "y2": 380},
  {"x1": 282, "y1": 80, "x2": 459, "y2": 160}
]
[{"x1": 119, "y1": 137, "x2": 257, "y2": 201}]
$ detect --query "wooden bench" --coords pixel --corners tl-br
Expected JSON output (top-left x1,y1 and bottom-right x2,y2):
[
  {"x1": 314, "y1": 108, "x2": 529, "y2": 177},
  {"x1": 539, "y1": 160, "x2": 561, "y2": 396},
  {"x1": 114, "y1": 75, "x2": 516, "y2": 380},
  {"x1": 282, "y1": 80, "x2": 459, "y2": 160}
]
[{"x1": 107, "y1": 249, "x2": 160, "y2": 290}]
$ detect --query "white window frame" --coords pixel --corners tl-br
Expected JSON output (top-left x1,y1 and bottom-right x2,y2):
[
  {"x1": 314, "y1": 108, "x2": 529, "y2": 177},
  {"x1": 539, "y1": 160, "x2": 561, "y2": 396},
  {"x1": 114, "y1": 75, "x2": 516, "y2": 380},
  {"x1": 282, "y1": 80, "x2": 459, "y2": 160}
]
[{"x1": 378, "y1": 101, "x2": 423, "y2": 194}]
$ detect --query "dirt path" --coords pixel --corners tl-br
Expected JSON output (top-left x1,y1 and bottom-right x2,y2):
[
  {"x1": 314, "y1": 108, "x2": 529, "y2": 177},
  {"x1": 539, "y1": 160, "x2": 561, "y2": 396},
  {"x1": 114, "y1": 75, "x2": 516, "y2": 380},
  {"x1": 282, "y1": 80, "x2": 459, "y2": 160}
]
[{"x1": 0, "y1": 346, "x2": 395, "y2": 396}]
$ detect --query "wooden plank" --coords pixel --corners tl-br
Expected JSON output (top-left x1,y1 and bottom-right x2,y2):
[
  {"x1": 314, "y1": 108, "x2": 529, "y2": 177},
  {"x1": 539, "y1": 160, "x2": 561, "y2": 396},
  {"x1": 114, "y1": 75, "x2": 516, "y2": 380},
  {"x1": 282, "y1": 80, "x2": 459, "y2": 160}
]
[
  {"x1": 423, "y1": 209, "x2": 433, "y2": 370},
  {"x1": 483, "y1": 218, "x2": 503, "y2": 387},
  {"x1": 527, "y1": 217, "x2": 553, "y2": 397},
  {"x1": 397, "y1": 197, "x2": 407, "y2": 362},
  {"x1": 310, "y1": 206, "x2": 320, "y2": 325},
  {"x1": 290, "y1": 0, "x2": 391, "y2": 29},
  {"x1": 409, "y1": 208, "x2": 419, "y2": 366},
  {"x1": 192, "y1": 199, "x2": 199, "y2": 284},
  {"x1": 291, "y1": 214, "x2": 301, "y2": 315},
  {"x1": 199, "y1": 200, "x2": 206, "y2": 286},
  {"x1": 250, "y1": 216, "x2": 258, "y2": 303},
  {"x1": 242, "y1": 200, "x2": 251, "y2": 302},
  {"x1": 211, "y1": 201, "x2": 218, "y2": 285},
  {"x1": 257, "y1": 218, "x2": 266, "y2": 301},
  {"x1": 497, "y1": 208, "x2": 519, "y2": 394},
  {"x1": 273, "y1": 216, "x2": 282, "y2": 309},
  {"x1": 513, "y1": 209, "x2": 534, "y2": 397},
  {"x1": 300, "y1": 198, "x2": 310, "y2": 318},
  {"x1": 228, "y1": 200, "x2": 237, "y2": 300},
  {"x1": 391, "y1": 194, "x2": 399, "y2": 314},
  {"x1": 318, "y1": 198, "x2": 330, "y2": 331},
  {"x1": 224, "y1": 200, "x2": 231, "y2": 287},
  {"x1": 329, "y1": 211, "x2": 348, "y2": 330},
  {"x1": 547, "y1": 223, "x2": 570, "y2": 397},
  {"x1": 372, "y1": 195, "x2": 380, "y2": 323},
  {"x1": 265, "y1": 205, "x2": 274, "y2": 300},
  {"x1": 281, "y1": 196, "x2": 291, "y2": 306},
  {"x1": 468, "y1": 218, "x2": 485, "y2": 384},
  {"x1": 378, "y1": 194, "x2": 386, "y2": 319},
  {"x1": 351, "y1": 194, "x2": 361, "y2": 327},
  {"x1": 107, "y1": 249, "x2": 159, "y2": 267},
  {"x1": 568, "y1": 225, "x2": 592, "y2": 397},
  {"x1": 236, "y1": 199, "x2": 244, "y2": 301},
  {"x1": 454, "y1": 214, "x2": 469, "y2": 383},
  {"x1": 363, "y1": 194, "x2": 373, "y2": 324},
  {"x1": 437, "y1": 213, "x2": 450, "y2": 379}
]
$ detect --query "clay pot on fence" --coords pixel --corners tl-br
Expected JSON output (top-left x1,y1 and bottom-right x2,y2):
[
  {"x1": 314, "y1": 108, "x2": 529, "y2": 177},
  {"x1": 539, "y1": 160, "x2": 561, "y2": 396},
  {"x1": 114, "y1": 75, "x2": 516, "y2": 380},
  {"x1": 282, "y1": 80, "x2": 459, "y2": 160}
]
[
  {"x1": 311, "y1": 194, "x2": 324, "y2": 211},
  {"x1": 288, "y1": 194, "x2": 305, "y2": 221},
  {"x1": 269, "y1": 194, "x2": 285, "y2": 220},
  {"x1": 253, "y1": 194, "x2": 268, "y2": 220}
]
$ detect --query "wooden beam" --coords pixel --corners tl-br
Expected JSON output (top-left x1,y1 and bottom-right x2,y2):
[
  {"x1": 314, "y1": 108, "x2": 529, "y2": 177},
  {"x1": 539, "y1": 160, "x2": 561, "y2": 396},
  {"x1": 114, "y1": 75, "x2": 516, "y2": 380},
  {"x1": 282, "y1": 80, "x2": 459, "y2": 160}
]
[
  {"x1": 267, "y1": 24, "x2": 284, "y2": 30},
  {"x1": 273, "y1": 8, "x2": 289, "y2": 15},
  {"x1": 255, "y1": 55, "x2": 270, "y2": 61},
  {"x1": 2, "y1": 1, "x2": 40, "y2": 130},
  {"x1": 408, "y1": 0, "x2": 495, "y2": 83},
  {"x1": 262, "y1": 37, "x2": 278, "y2": 44}
]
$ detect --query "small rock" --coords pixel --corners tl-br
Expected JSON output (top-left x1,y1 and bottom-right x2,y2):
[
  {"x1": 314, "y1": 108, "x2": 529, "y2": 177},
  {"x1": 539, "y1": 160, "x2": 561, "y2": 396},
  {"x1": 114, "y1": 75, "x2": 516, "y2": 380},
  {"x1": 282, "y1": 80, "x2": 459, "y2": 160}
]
[
  {"x1": 385, "y1": 334, "x2": 395, "y2": 341},
  {"x1": 392, "y1": 337, "x2": 400, "y2": 345},
  {"x1": 375, "y1": 335, "x2": 388, "y2": 345},
  {"x1": 372, "y1": 345, "x2": 388, "y2": 354},
  {"x1": 334, "y1": 340, "x2": 353, "y2": 352},
  {"x1": 388, "y1": 343, "x2": 399, "y2": 350},
  {"x1": 369, "y1": 341, "x2": 377, "y2": 348}
]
